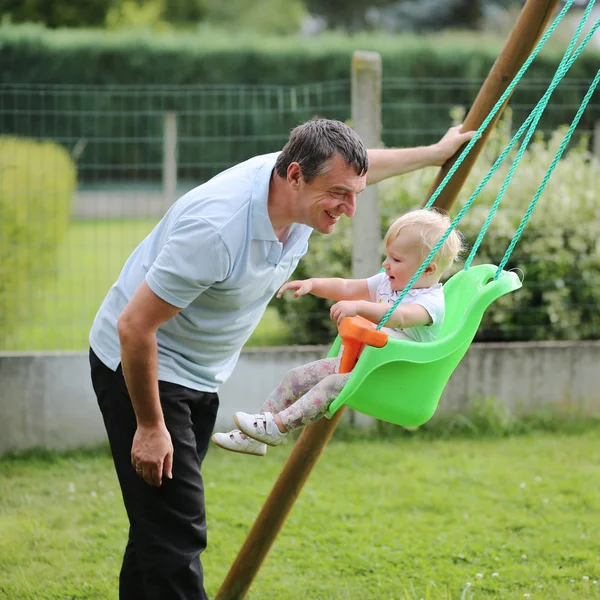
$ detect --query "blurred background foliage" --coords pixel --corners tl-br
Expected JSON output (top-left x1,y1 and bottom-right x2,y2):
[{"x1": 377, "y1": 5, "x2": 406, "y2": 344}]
[{"x1": 0, "y1": 0, "x2": 534, "y2": 35}]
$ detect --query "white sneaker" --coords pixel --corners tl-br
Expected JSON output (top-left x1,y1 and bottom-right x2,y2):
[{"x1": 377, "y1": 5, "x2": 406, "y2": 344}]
[
  {"x1": 211, "y1": 429, "x2": 267, "y2": 456},
  {"x1": 234, "y1": 411, "x2": 288, "y2": 447}
]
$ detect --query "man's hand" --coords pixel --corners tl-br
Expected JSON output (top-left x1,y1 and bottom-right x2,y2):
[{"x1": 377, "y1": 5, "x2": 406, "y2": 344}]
[
  {"x1": 330, "y1": 300, "x2": 361, "y2": 326},
  {"x1": 277, "y1": 279, "x2": 313, "y2": 299},
  {"x1": 131, "y1": 422, "x2": 174, "y2": 487},
  {"x1": 432, "y1": 125, "x2": 477, "y2": 166}
]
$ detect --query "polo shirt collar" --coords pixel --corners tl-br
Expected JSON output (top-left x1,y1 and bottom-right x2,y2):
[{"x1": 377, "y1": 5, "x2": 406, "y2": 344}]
[{"x1": 251, "y1": 161, "x2": 279, "y2": 242}]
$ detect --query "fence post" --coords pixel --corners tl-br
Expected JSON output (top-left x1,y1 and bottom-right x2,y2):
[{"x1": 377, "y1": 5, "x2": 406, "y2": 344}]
[
  {"x1": 163, "y1": 112, "x2": 177, "y2": 205},
  {"x1": 351, "y1": 50, "x2": 382, "y2": 427},
  {"x1": 351, "y1": 50, "x2": 382, "y2": 279}
]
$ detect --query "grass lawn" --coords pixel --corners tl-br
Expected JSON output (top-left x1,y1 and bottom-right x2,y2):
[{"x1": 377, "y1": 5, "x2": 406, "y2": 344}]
[
  {"x1": 1, "y1": 431, "x2": 599, "y2": 599},
  {"x1": 5, "y1": 219, "x2": 291, "y2": 352}
]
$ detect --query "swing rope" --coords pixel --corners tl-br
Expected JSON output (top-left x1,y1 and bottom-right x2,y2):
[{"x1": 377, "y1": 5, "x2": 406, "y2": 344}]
[
  {"x1": 461, "y1": 17, "x2": 600, "y2": 273},
  {"x1": 423, "y1": 0, "x2": 577, "y2": 211},
  {"x1": 468, "y1": 15, "x2": 600, "y2": 273},
  {"x1": 496, "y1": 68, "x2": 600, "y2": 276},
  {"x1": 375, "y1": 0, "x2": 597, "y2": 330}
]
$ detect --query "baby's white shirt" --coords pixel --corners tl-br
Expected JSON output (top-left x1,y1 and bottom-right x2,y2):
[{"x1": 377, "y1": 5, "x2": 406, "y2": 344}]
[{"x1": 366, "y1": 272, "x2": 445, "y2": 342}]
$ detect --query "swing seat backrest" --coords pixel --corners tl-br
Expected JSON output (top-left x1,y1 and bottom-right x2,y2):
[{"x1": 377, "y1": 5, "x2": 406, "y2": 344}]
[{"x1": 325, "y1": 264, "x2": 522, "y2": 427}]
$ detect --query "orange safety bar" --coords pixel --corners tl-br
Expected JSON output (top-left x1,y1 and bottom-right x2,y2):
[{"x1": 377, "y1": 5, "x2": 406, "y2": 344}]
[{"x1": 338, "y1": 316, "x2": 388, "y2": 374}]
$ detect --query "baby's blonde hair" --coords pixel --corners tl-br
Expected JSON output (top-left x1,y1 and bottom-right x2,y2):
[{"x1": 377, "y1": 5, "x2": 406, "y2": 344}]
[{"x1": 383, "y1": 208, "x2": 464, "y2": 274}]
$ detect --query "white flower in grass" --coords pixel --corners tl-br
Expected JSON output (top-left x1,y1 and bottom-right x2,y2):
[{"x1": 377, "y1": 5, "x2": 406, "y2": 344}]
[
  {"x1": 522, "y1": 554, "x2": 527, "y2": 559},
  {"x1": 476, "y1": 573, "x2": 483, "y2": 579},
  {"x1": 68, "y1": 482, "x2": 76, "y2": 493},
  {"x1": 90, "y1": 490, "x2": 97, "y2": 499},
  {"x1": 520, "y1": 482, "x2": 526, "y2": 488},
  {"x1": 535, "y1": 476, "x2": 542, "y2": 482},
  {"x1": 492, "y1": 573, "x2": 499, "y2": 577},
  {"x1": 524, "y1": 594, "x2": 530, "y2": 598},
  {"x1": 593, "y1": 580, "x2": 597, "y2": 584},
  {"x1": 583, "y1": 576, "x2": 589, "y2": 581},
  {"x1": 543, "y1": 498, "x2": 549, "y2": 503}
]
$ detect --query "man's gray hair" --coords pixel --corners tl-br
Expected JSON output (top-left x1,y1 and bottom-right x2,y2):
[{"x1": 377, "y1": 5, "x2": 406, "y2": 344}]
[{"x1": 275, "y1": 118, "x2": 368, "y2": 183}]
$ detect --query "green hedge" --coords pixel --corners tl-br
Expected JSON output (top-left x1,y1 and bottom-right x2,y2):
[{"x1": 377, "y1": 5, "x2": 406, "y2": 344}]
[
  {"x1": 1, "y1": 25, "x2": 598, "y2": 184},
  {"x1": 3, "y1": 25, "x2": 599, "y2": 86},
  {"x1": 0, "y1": 137, "x2": 76, "y2": 345}
]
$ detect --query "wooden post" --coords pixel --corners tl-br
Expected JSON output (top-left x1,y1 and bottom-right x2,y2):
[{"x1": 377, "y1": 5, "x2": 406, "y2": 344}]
[
  {"x1": 215, "y1": 2, "x2": 562, "y2": 598},
  {"x1": 351, "y1": 51, "x2": 382, "y2": 279},
  {"x1": 424, "y1": 0, "x2": 562, "y2": 211},
  {"x1": 351, "y1": 51, "x2": 382, "y2": 428},
  {"x1": 163, "y1": 112, "x2": 177, "y2": 206}
]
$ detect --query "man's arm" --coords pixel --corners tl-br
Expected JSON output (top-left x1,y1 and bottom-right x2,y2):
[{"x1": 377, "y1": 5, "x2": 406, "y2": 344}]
[
  {"x1": 366, "y1": 125, "x2": 476, "y2": 185},
  {"x1": 117, "y1": 281, "x2": 181, "y2": 488}
]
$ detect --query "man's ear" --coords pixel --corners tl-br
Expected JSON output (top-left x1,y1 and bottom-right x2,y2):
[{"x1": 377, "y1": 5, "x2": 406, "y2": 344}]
[{"x1": 287, "y1": 162, "x2": 303, "y2": 188}]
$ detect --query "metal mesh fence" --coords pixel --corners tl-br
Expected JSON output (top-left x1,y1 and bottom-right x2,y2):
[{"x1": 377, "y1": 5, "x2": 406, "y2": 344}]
[{"x1": 0, "y1": 78, "x2": 598, "y2": 351}]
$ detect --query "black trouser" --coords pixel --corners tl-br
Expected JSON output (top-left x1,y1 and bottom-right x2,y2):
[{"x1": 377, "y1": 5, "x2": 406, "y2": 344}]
[{"x1": 89, "y1": 349, "x2": 219, "y2": 600}]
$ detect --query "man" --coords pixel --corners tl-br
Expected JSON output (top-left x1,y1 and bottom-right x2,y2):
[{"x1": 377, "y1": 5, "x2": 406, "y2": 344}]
[{"x1": 89, "y1": 118, "x2": 474, "y2": 600}]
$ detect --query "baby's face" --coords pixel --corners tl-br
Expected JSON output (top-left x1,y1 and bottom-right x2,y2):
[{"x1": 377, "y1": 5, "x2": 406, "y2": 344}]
[{"x1": 382, "y1": 227, "x2": 426, "y2": 290}]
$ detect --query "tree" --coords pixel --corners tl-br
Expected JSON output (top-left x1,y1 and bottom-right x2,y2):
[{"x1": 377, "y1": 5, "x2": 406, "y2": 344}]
[
  {"x1": 161, "y1": 0, "x2": 207, "y2": 26},
  {"x1": 202, "y1": 0, "x2": 306, "y2": 35},
  {"x1": 304, "y1": 0, "x2": 392, "y2": 32},
  {"x1": 0, "y1": 0, "x2": 112, "y2": 28},
  {"x1": 370, "y1": 0, "x2": 485, "y2": 33},
  {"x1": 304, "y1": 0, "x2": 518, "y2": 32}
]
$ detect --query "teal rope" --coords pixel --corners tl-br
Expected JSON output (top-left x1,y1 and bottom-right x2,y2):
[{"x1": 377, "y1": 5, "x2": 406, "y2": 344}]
[
  {"x1": 465, "y1": 11, "x2": 600, "y2": 270},
  {"x1": 376, "y1": 0, "x2": 591, "y2": 330},
  {"x1": 495, "y1": 68, "x2": 600, "y2": 277},
  {"x1": 422, "y1": 0, "x2": 575, "y2": 211}
]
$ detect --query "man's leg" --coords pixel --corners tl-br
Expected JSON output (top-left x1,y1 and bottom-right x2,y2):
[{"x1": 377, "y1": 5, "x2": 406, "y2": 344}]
[
  {"x1": 118, "y1": 534, "x2": 144, "y2": 599},
  {"x1": 89, "y1": 349, "x2": 218, "y2": 600}
]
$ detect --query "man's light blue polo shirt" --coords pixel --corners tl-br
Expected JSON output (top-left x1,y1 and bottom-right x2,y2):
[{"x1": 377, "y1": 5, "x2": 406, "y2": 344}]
[{"x1": 89, "y1": 153, "x2": 312, "y2": 392}]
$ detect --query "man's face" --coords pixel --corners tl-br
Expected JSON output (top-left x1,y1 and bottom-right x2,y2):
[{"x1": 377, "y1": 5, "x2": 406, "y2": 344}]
[{"x1": 290, "y1": 154, "x2": 367, "y2": 234}]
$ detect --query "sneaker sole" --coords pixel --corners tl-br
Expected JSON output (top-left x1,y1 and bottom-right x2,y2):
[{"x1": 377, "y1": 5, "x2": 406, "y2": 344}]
[
  {"x1": 233, "y1": 413, "x2": 285, "y2": 447},
  {"x1": 211, "y1": 434, "x2": 267, "y2": 456}
]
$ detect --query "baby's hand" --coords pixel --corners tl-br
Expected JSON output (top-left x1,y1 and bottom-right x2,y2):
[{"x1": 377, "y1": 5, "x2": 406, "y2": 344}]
[
  {"x1": 277, "y1": 279, "x2": 313, "y2": 299},
  {"x1": 330, "y1": 301, "x2": 359, "y2": 325}
]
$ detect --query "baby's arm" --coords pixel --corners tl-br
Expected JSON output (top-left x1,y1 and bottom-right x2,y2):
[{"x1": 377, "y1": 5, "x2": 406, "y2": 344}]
[
  {"x1": 330, "y1": 300, "x2": 432, "y2": 329},
  {"x1": 277, "y1": 277, "x2": 370, "y2": 302}
]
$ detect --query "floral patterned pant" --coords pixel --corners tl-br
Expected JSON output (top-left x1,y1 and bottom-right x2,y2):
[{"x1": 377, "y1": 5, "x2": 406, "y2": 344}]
[{"x1": 261, "y1": 357, "x2": 350, "y2": 432}]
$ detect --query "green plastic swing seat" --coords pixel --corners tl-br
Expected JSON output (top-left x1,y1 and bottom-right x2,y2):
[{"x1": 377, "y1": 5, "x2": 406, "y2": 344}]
[{"x1": 324, "y1": 264, "x2": 522, "y2": 427}]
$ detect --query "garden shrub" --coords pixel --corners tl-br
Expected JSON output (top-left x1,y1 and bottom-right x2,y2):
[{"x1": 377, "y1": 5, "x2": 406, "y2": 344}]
[{"x1": 0, "y1": 137, "x2": 76, "y2": 346}]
